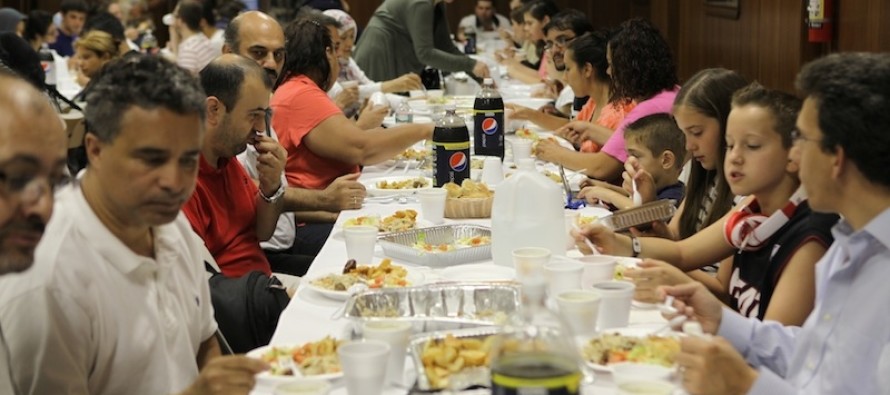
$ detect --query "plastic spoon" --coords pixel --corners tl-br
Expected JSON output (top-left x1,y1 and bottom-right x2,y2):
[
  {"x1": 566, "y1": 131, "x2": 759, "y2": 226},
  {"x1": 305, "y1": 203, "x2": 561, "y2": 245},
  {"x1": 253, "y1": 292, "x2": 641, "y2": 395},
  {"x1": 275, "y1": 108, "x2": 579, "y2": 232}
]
[
  {"x1": 632, "y1": 178, "x2": 643, "y2": 207},
  {"x1": 571, "y1": 222, "x2": 600, "y2": 255}
]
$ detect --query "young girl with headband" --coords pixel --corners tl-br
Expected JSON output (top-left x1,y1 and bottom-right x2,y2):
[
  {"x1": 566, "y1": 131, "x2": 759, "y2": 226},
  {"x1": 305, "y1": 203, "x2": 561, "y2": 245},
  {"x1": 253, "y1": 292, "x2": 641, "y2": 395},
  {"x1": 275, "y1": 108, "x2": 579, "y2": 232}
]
[{"x1": 576, "y1": 83, "x2": 838, "y2": 325}]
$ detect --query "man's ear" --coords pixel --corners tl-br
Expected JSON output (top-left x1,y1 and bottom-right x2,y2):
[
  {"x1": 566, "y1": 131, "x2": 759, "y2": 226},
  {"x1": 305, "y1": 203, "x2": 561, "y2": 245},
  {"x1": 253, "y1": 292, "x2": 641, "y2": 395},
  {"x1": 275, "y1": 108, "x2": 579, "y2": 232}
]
[
  {"x1": 83, "y1": 133, "x2": 104, "y2": 170},
  {"x1": 205, "y1": 97, "x2": 223, "y2": 127},
  {"x1": 661, "y1": 149, "x2": 676, "y2": 170}
]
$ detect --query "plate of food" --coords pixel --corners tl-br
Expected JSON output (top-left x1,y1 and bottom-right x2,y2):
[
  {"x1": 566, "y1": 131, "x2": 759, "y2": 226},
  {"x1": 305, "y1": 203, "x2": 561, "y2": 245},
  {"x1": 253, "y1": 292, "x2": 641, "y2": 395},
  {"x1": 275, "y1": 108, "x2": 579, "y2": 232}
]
[
  {"x1": 574, "y1": 206, "x2": 613, "y2": 227},
  {"x1": 248, "y1": 336, "x2": 344, "y2": 385},
  {"x1": 363, "y1": 176, "x2": 433, "y2": 197},
  {"x1": 413, "y1": 234, "x2": 492, "y2": 253},
  {"x1": 306, "y1": 259, "x2": 425, "y2": 300},
  {"x1": 342, "y1": 209, "x2": 419, "y2": 234},
  {"x1": 580, "y1": 328, "x2": 681, "y2": 373}
]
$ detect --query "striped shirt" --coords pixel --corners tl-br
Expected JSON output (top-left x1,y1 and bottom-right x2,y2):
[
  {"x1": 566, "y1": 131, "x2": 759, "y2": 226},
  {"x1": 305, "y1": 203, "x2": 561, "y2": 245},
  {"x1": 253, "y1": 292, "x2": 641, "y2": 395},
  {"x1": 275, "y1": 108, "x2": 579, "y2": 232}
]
[{"x1": 176, "y1": 33, "x2": 218, "y2": 74}]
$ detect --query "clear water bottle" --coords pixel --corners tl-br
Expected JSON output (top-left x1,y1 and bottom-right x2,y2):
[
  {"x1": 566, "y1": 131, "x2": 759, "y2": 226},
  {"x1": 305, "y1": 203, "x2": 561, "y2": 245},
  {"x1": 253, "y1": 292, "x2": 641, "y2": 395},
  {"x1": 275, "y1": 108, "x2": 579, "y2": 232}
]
[
  {"x1": 473, "y1": 78, "x2": 505, "y2": 159},
  {"x1": 432, "y1": 104, "x2": 470, "y2": 187},
  {"x1": 489, "y1": 280, "x2": 582, "y2": 395},
  {"x1": 395, "y1": 99, "x2": 413, "y2": 124},
  {"x1": 141, "y1": 29, "x2": 158, "y2": 55}
]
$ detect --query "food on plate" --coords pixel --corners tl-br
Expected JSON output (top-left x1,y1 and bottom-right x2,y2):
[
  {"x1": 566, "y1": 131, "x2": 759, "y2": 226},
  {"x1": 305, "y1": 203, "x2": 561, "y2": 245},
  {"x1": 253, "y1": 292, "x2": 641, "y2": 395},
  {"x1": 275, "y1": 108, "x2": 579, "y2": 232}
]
[
  {"x1": 260, "y1": 336, "x2": 343, "y2": 376},
  {"x1": 413, "y1": 235, "x2": 491, "y2": 253},
  {"x1": 515, "y1": 127, "x2": 539, "y2": 140},
  {"x1": 582, "y1": 333, "x2": 680, "y2": 367},
  {"x1": 343, "y1": 215, "x2": 381, "y2": 229},
  {"x1": 420, "y1": 334, "x2": 496, "y2": 389},
  {"x1": 380, "y1": 209, "x2": 418, "y2": 233},
  {"x1": 427, "y1": 96, "x2": 448, "y2": 105},
  {"x1": 310, "y1": 259, "x2": 411, "y2": 290},
  {"x1": 396, "y1": 148, "x2": 429, "y2": 161},
  {"x1": 576, "y1": 215, "x2": 599, "y2": 226},
  {"x1": 541, "y1": 170, "x2": 563, "y2": 184},
  {"x1": 376, "y1": 177, "x2": 430, "y2": 190},
  {"x1": 443, "y1": 180, "x2": 493, "y2": 199},
  {"x1": 614, "y1": 264, "x2": 627, "y2": 281}
]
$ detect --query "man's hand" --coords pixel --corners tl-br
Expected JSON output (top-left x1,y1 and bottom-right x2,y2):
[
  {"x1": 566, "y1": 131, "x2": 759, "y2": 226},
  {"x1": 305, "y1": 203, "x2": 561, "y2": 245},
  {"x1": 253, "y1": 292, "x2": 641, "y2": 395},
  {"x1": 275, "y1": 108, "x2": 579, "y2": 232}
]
[
  {"x1": 323, "y1": 173, "x2": 367, "y2": 211},
  {"x1": 252, "y1": 135, "x2": 286, "y2": 198},
  {"x1": 676, "y1": 337, "x2": 758, "y2": 395},
  {"x1": 659, "y1": 281, "x2": 724, "y2": 335},
  {"x1": 472, "y1": 61, "x2": 491, "y2": 79},
  {"x1": 624, "y1": 259, "x2": 693, "y2": 303},
  {"x1": 334, "y1": 85, "x2": 360, "y2": 111},
  {"x1": 382, "y1": 73, "x2": 423, "y2": 93},
  {"x1": 622, "y1": 157, "x2": 657, "y2": 204},
  {"x1": 356, "y1": 102, "x2": 389, "y2": 130},
  {"x1": 180, "y1": 355, "x2": 268, "y2": 395}
]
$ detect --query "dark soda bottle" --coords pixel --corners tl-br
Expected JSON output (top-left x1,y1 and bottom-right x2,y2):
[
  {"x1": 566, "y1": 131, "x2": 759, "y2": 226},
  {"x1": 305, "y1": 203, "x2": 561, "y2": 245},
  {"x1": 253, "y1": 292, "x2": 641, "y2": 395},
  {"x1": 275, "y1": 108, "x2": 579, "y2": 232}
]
[
  {"x1": 432, "y1": 104, "x2": 471, "y2": 187},
  {"x1": 464, "y1": 25, "x2": 477, "y2": 54},
  {"x1": 473, "y1": 78, "x2": 505, "y2": 159}
]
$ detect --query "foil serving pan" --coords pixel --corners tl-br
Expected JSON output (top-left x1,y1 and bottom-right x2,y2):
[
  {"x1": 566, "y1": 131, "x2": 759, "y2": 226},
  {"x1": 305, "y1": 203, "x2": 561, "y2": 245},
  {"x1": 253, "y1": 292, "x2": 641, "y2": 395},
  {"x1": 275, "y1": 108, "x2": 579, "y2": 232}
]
[
  {"x1": 600, "y1": 200, "x2": 677, "y2": 232},
  {"x1": 343, "y1": 283, "x2": 518, "y2": 333},
  {"x1": 378, "y1": 225, "x2": 492, "y2": 266},
  {"x1": 409, "y1": 327, "x2": 502, "y2": 391}
]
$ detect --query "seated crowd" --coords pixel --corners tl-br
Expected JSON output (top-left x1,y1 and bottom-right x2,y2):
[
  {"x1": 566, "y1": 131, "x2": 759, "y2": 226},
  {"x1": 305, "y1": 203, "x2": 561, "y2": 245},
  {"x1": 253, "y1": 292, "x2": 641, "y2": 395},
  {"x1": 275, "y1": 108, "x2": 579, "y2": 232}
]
[{"x1": 0, "y1": 0, "x2": 889, "y2": 394}]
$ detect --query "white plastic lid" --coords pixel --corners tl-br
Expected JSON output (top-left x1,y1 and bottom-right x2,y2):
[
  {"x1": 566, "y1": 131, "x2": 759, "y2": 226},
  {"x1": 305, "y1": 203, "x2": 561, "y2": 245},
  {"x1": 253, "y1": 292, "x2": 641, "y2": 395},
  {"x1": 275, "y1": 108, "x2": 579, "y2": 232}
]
[
  {"x1": 483, "y1": 78, "x2": 494, "y2": 85},
  {"x1": 444, "y1": 104, "x2": 457, "y2": 111}
]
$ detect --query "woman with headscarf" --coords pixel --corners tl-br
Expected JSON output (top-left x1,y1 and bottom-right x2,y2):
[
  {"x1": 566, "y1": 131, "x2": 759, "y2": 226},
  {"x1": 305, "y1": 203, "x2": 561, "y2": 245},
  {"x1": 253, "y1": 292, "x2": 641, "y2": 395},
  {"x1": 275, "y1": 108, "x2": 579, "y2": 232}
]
[
  {"x1": 353, "y1": 0, "x2": 490, "y2": 83},
  {"x1": 323, "y1": 9, "x2": 423, "y2": 98}
]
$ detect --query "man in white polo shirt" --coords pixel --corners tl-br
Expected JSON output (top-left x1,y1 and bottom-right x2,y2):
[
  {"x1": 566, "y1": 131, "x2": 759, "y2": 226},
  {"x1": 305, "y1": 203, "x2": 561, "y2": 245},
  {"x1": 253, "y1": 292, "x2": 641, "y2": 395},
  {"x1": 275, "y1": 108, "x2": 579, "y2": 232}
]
[
  {"x1": 0, "y1": 54, "x2": 266, "y2": 395},
  {"x1": 0, "y1": 72, "x2": 68, "y2": 395}
]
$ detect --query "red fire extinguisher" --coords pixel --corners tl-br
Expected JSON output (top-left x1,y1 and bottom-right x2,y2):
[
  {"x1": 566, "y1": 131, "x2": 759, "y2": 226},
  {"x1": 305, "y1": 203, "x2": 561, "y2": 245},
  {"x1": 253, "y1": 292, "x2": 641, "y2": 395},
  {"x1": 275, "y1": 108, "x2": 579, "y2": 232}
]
[{"x1": 807, "y1": 0, "x2": 834, "y2": 43}]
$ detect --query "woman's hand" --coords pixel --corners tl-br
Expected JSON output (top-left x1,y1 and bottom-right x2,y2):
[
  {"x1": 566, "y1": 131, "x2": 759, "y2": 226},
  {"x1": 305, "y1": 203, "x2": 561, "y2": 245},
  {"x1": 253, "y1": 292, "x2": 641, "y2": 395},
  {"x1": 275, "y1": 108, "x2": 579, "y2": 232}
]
[
  {"x1": 624, "y1": 259, "x2": 693, "y2": 303},
  {"x1": 355, "y1": 102, "x2": 389, "y2": 130},
  {"x1": 532, "y1": 138, "x2": 568, "y2": 163},
  {"x1": 333, "y1": 85, "x2": 360, "y2": 111},
  {"x1": 505, "y1": 103, "x2": 536, "y2": 121},
  {"x1": 382, "y1": 73, "x2": 422, "y2": 93},
  {"x1": 571, "y1": 223, "x2": 625, "y2": 256}
]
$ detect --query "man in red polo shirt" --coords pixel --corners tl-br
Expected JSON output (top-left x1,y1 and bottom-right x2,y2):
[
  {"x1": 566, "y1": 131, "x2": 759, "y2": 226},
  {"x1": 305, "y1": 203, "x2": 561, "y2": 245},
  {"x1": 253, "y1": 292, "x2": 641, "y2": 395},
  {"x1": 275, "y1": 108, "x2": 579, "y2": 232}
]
[{"x1": 183, "y1": 54, "x2": 286, "y2": 278}]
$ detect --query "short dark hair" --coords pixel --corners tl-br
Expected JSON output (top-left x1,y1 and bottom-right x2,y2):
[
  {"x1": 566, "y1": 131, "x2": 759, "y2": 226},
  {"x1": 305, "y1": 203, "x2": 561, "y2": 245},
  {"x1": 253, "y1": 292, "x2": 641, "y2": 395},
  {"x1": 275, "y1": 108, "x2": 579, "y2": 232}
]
[
  {"x1": 177, "y1": 0, "x2": 204, "y2": 32},
  {"x1": 672, "y1": 68, "x2": 748, "y2": 240},
  {"x1": 85, "y1": 53, "x2": 206, "y2": 143},
  {"x1": 509, "y1": 7, "x2": 524, "y2": 23},
  {"x1": 543, "y1": 9, "x2": 592, "y2": 36},
  {"x1": 609, "y1": 18, "x2": 677, "y2": 104},
  {"x1": 24, "y1": 10, "x2": 54, "y2": 42},
  {"x1": 223, "y1": 12, "x2": 241, "y2": 50},
  {"x1": 796, "y1": 52, "x2": 890, "y2": 188},
  {"x1": 60, "y1": 0, "x2": 89, "y2": 14},
  {"x1": 566, "y1": 29, "x2": 614, "y2": 84},
  {"x1": 83, "y1": 11, "x2": 125, "y2": 44},
  {"x1": 201, "y1": 0, "x2": 218, "y2": 26},
  {"x1": 0, "y1": 32, "x2": 44, "y2": 90},
  {"x1": 731, "y1": 82, "x2": 801, "y2": 148},
  {"x1": 295, "y1": 7, "x2": 341, "y2": 30},
  {"x1": 524, "y1": 0, "x2": 559, "y2": 23},
  {"x1": 200, "y1": 55, "x2": 272, "y2": 109},
  {"x1": 280, "y1": 16, "x2": 333, "y2": 89},
  {"x1": 625, "y1": 113, "x2": 686, "y2": 170}
]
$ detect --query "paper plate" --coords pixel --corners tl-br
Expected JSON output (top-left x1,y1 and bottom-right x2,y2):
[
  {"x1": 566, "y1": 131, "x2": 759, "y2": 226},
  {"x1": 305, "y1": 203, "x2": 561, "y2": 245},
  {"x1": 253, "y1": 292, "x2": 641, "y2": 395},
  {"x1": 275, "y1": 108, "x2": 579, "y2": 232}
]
[
  {"x1": 362, "y1": 176, "x2": 433, "y2": 197},
  {"x1": 246, "y1": 344, "x2": 344, "y2": 386},
  {"x1": 305, "y1": 266, "x2": 426, "y2": 301}
]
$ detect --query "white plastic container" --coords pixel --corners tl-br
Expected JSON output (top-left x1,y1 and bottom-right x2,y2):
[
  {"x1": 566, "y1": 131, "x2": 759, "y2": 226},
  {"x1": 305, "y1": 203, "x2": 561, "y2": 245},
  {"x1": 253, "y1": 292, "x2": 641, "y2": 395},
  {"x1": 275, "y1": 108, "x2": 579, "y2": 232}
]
[{"x1": 491, "y1": 159, "x2": 566, "y2": 266}]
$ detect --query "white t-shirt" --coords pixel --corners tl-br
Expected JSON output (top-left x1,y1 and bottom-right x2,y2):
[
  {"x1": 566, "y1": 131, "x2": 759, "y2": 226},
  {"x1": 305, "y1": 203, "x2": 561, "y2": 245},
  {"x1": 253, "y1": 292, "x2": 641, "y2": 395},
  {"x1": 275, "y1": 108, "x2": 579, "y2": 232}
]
[
  {"x1": 237, "y1": 128, "x2": 296, "y2": 252},
  {"x1": 0, "y1": 327, "x2": 14, "y2": 395},
  {"x1": 209, "y1": 29, "x2": 225, "y2": 54},
  {"x1": 0, "y1": 181, "x2": 217, "y2": 395},
  {"x1": 176, "y1": 32, "x2": 218, "y2": 74},
  {"x1": 557, "y1": 85, "x2": 576, "y2": 117}
]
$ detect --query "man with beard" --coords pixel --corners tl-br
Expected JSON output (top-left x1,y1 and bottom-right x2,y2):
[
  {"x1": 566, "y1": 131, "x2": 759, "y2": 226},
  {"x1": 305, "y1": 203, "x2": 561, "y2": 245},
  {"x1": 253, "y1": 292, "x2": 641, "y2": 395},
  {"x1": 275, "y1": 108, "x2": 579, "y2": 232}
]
[
  {"x1": 0, "y1": 54, "x2": 267, "y2": 395},
  {"x1": 223, "y1": 11, "x2": 366, "y2": 268},
  {"x1": 0, "y1": 72, "x2": 67, "y2": 395},
  {"x1": 507, "y1": 9, "x2": 593, "y2": 130}
]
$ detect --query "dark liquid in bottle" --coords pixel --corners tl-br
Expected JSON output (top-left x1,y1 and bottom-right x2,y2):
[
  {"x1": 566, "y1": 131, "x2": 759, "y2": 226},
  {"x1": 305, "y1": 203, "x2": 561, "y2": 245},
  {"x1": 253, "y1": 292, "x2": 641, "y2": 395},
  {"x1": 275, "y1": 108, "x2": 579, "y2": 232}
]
[{"x1": 490, "y1": 352, "x2": 581, "y2": 395}]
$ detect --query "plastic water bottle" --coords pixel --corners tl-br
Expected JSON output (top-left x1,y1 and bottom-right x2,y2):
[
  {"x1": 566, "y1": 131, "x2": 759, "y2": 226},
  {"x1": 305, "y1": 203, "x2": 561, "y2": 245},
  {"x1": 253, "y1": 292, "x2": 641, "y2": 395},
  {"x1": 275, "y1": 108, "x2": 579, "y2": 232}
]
[
  {"x1": 141, "y1": 29, "x2": 158, "y2": 55},
  {"x1": 395, "y1": 99, "x2": 413, "y2": 124},
  {"x1": 473, "y1": 78, "x2": 505, "y2": 159}
]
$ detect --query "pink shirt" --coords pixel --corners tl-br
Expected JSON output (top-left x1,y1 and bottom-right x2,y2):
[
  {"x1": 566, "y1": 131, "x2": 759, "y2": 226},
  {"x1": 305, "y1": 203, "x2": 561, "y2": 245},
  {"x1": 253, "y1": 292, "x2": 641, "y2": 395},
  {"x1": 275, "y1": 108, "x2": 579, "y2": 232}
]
[{"x1": 600, "y1": 88, "x2": 680, "y2": 163}]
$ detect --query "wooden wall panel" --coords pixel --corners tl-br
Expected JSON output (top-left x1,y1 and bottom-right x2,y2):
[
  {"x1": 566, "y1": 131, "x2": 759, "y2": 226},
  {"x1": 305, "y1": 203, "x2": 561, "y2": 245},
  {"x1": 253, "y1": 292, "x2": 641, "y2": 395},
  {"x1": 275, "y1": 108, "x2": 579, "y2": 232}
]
[{"x1": 837, "y1": 0, "x2": 890, "y2": 52}]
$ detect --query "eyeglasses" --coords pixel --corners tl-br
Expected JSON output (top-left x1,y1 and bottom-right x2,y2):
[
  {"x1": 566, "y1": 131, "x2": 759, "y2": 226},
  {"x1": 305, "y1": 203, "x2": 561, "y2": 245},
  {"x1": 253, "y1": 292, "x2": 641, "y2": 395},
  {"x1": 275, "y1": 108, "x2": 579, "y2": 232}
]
[
  {"x1": 791, "y1": 128, "x2": 822, "y2": 144},
  {"x1": 0, "y1": 171, "x2": 69, "y2": 204},
  {"x1": 544, "y1": 35, "x2": 576, "y2": 50}
]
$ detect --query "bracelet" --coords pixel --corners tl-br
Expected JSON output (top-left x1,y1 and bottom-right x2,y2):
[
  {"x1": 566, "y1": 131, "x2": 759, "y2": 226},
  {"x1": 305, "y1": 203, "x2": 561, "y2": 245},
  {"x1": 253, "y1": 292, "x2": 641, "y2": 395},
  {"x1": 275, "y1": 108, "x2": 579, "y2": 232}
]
[
  {"x1": 260, "y1": 183, "x2": 285, "y2": 204},
  {"x1": 630, "y1": 236, "x2": 641, "y2": 258}
]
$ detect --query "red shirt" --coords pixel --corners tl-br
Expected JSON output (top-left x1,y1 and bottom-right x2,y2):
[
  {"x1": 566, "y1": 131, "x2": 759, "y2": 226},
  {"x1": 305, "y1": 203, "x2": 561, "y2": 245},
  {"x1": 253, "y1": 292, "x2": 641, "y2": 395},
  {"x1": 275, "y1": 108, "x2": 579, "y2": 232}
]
[
  {"x1": 183, "y1": 155, "x2": 272, "y2": 277},
  {"x1": 272, "y1": 74, "x2": 360, "y2": 190}
]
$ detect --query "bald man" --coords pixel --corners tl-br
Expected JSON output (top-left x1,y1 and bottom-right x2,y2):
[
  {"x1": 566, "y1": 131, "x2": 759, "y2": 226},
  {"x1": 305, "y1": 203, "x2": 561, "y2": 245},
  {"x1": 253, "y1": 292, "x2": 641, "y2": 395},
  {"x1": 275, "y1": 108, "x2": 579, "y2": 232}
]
[
  {"x1": 0, "y1": 72, "x2": 67, "y2": 395},
  {"x1": 224, "y1": 11, "x2": 366, "y2": 263}
]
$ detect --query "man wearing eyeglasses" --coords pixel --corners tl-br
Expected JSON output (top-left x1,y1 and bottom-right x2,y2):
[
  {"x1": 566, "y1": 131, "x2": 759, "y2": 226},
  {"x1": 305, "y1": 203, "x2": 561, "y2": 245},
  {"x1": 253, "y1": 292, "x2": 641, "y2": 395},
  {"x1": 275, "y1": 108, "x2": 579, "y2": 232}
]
[{"x1": 0, "y1": 73, "x2": 67, "y2": 395}]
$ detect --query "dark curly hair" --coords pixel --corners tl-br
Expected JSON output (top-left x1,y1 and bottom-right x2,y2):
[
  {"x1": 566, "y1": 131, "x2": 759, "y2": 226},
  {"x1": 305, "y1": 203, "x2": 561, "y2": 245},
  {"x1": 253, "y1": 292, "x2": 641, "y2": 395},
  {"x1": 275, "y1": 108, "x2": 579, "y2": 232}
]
[
  {"x1": 279, "y1": 17, "x2": 333, "y2": 90},
  {"x1": 796, "y1": 52, "x2": 890, "y2": 189},
  {"x1": 609, "y1": 18, "x2": 677, "y2": 104},
  {"x1": 85, "y1": 52, "x2": 206, "y2": 143},
  {"x1": 673, "y1": 68, "x2": 748, "y2": 239}
]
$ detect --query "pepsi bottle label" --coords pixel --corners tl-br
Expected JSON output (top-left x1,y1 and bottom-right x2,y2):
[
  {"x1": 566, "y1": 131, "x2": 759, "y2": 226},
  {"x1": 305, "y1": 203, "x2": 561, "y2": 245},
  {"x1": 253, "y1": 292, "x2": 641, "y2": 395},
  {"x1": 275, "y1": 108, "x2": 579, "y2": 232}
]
[
  {"x1": 432, "y1": 141, "x2": 471, "y2": 187},
  {"x1": 473, "y1": 109, "x2": 505, "y2": 158}
]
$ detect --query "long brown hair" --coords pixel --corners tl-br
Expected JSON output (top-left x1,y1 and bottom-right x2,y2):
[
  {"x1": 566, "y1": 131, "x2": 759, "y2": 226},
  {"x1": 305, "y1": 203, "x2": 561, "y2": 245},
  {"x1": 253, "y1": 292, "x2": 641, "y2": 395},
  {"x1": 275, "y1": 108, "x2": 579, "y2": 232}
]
[{"x1": 674, "y1": 68, "x2": 748, "y2": 239}]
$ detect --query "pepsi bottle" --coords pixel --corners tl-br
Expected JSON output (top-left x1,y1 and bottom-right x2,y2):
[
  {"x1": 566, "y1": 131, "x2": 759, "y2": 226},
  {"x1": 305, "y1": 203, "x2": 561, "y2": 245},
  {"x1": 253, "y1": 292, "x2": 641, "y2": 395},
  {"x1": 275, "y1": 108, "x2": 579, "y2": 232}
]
[
  {"x1": 432, "y1": 104, "x2": 471, "y2": 187},
  {"x1": 473, "y1": 78, "x2": 505, "y2": 159}
]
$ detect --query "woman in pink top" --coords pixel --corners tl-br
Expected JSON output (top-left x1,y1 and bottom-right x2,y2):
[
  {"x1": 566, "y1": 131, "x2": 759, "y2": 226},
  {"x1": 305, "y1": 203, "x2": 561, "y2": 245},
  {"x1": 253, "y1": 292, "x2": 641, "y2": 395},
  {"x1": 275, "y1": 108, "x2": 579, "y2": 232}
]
[
  {"x1": 271, "y1": 18, "x2": 433, "y2": 191},
  {"x1": 538, "y1": 18, "x2": 679, "y2": 183}
]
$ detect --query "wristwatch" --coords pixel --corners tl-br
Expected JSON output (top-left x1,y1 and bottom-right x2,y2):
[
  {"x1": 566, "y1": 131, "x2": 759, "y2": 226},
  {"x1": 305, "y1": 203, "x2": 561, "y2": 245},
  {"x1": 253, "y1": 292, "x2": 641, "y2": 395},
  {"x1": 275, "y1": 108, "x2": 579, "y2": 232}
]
[
  {"x1": 260, "y1": 183, "x2": 285, "y2": 204},
  {"x1": 630, "y1": 236, "x2": 641, "y2": 258}
]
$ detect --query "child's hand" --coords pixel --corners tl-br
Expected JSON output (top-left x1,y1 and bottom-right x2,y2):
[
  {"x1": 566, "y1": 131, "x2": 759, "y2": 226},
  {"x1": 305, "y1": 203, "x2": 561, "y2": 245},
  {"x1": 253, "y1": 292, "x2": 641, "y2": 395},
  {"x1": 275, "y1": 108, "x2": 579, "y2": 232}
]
[
  {"x1": 622, "y1": 157, "x2": 657, "y2": 204},
  {"x1": 624, "y1": 259, "x2": 693, "y2": 303}
]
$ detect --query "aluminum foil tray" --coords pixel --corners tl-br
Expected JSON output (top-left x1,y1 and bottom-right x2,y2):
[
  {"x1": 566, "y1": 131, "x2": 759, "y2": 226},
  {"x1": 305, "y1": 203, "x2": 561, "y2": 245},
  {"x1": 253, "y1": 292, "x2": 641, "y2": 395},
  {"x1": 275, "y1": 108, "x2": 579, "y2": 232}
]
[
  {"x1": 343, "y1": 283, "x2": 518, "y2": 333},
  {"x1": 378, "y1": 225, "x2": 492, "y2": 267},
  {"x1": 409, "y1": 327, "x2": 502, "y2": 391},
  {"x1": 601, "y1": 199, "x2": 677, "y2": 232}
]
